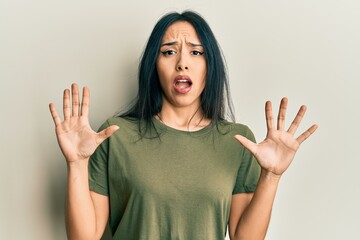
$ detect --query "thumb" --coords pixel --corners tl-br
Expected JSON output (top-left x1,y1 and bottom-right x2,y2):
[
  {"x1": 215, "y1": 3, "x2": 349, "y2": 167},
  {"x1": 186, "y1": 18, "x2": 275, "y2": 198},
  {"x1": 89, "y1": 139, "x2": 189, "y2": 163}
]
[
  {"x1": 97, "y1": 125, "x2": 120, "y2": 144},
  {"x1": 234, "y1": 134, "x2": 258, "y2": 156}
]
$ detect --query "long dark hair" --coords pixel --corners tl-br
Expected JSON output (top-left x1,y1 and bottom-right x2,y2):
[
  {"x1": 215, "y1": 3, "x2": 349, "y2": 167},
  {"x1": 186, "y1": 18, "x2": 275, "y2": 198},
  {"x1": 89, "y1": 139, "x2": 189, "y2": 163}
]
[{"x1": 120, "y1": 11, "x2": 234, "y2": 137}]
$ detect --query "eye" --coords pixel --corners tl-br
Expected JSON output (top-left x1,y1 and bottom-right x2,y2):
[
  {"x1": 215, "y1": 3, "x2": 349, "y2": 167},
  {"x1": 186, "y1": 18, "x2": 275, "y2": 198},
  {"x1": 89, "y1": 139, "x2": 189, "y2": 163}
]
[
  {"x1": 191, "y1": 50, "x2": 204, "y2": 56},
  {"x1": 161, "y1": 50, "x2": 176, "y2": 56}
]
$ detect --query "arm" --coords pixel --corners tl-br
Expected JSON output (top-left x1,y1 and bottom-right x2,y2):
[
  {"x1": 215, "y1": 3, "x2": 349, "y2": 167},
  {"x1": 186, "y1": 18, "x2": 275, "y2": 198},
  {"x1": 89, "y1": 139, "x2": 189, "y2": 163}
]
[
  {"x1": 229, "y1": 171, "x2": 279, "y2": 240},
  {"x1": 229, "y1": 98, "x2": 317, "y2": 240},
  {"x1": 66, "y1": 160, "x2": 109, "y2": 240},
  {"x1": 49, "y1": 84, "x2": 119, "y2": 239}
]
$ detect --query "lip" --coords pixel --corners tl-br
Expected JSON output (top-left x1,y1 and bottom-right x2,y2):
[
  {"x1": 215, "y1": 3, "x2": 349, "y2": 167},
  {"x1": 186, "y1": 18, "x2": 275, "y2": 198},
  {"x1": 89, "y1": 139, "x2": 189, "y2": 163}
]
[{"x1": 173, "y1": 75, "x2": 193, "y2": 94}]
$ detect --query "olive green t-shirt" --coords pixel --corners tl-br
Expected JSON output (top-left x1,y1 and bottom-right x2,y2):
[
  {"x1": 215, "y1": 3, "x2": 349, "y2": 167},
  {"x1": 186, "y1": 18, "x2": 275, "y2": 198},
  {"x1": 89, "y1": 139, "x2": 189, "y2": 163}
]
[{"x1": 89, "y1": 117, "x2": 260, "y2": 240}]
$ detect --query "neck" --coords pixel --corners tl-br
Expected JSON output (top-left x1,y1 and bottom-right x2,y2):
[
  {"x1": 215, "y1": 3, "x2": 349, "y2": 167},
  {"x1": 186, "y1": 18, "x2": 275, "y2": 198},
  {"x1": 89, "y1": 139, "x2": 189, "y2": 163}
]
[{"x1": 156, "y1": 102, "x2": 211, "y2": 132}]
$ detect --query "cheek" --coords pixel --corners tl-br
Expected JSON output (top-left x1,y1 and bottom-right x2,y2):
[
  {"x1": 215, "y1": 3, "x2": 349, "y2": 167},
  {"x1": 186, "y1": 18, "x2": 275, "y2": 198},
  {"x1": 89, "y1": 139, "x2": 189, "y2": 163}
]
[
  {"x1": 156, "y1": 62, "x2": 165, "y2": 81},
  {"x1": 156, "y1": 62, "x2": 170, "y2": 92},
  {"x1": 200, "y1": 61, "x2": 207, "y2": 85},
  {"x1": 157, "y1": 59, "x2": 172, "y2": 78}
]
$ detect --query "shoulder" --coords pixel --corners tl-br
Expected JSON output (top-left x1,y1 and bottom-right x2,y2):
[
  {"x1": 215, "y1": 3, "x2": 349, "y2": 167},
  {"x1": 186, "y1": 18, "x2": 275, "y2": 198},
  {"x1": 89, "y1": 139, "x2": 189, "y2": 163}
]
[
  {"x1": 97, "y1": 116, "x2": 140, "y2": 133},
  {"x1": 217, "y1": 120, "x2": 253, "y2": 135},
  {"x1": 95, "y1": 117, "x2": 146, "y2": 143},
  {"x1": 216, "y1": 120, "x2": 256, "y2": 142},
  {"x1": 106, "y1": 116, "x2": 138, "y2": 127}
]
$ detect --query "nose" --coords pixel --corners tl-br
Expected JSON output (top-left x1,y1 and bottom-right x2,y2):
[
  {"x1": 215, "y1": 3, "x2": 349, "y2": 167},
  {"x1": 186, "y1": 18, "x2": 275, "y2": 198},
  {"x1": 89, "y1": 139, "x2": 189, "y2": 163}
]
[
  {"x1": 176, "y1": 52, "x2": 189, "y2": 71},
  {"x1": 176, "y1": 65, "x2": 188, "y2": 71}
]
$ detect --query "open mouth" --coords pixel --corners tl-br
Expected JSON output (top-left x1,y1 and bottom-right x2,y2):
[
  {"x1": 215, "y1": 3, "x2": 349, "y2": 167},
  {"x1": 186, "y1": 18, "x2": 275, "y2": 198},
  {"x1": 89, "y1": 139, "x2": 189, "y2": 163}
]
[
  {"x1": 175, "y1": 79, "x2": 192, "y2": 89},
  {"x1": 173, "y1": 75, "x2": 193, "y2": 93}
]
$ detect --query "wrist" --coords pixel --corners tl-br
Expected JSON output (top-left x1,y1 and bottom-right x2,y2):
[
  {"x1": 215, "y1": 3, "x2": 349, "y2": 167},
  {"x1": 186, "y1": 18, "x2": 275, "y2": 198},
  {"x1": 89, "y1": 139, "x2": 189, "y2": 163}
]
[
  {"x1": 260, "y1": 169, "x2": 282, "y2": 184},
  {"x1": 67, "y1": 158, "x2": 89, "y2": 169}
]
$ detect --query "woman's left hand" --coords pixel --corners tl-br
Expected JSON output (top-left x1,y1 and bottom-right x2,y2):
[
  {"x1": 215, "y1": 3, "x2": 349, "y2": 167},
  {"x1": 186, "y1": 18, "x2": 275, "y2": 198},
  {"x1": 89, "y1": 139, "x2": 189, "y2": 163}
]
[{"x1": 235, "y1": 97, "x2": 318, "y2": 177}]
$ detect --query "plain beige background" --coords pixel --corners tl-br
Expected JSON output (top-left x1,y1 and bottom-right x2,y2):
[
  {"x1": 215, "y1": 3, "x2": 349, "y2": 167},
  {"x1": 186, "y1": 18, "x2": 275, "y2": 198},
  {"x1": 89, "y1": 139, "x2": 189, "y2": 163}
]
[{"x1": 1, "y1": 0, "x2": 359, "y2": 239}]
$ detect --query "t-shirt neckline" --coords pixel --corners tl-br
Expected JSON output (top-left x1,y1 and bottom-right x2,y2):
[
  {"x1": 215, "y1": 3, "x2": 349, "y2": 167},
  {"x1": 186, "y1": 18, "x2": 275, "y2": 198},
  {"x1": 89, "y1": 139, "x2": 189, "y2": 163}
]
[{"x1": 152, "y1": 116, "x2": 215, "y2": 136}]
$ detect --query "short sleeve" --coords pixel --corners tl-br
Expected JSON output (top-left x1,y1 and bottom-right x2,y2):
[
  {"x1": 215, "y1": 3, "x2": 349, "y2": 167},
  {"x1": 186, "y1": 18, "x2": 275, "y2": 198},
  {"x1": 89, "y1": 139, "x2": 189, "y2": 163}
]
[
  {"x1": 232, "y1": 127, "x2": 261, "y2": 194},
  {"x1": 88, "y1": 120, "x2": 110, "y2": 196}
]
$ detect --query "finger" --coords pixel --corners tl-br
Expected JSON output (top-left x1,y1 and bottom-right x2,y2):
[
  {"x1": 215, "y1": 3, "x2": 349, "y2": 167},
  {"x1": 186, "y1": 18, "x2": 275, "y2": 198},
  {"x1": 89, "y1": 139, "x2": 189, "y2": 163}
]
[
  {"x1": 288, "y1": 105, "x2": 306, "y2": 134},
  {"x1": 277, "y1": 97, "x2": 288, "y2": 131},
  {"x1": 96, "y1": 125, "x2": 120, "y2": 145},
  {"x1": 71, "y1": 83, "x2": 80, "y2": 117},
  {"x1": 296, "y1": 124, "x2": 318, "y2": 144},
  {"x1": 80, "y1": 86, "x2": 90, "y2": 117},
  {"x1": 265, "y1": 101, "x2": 275, "y2": 130},
  {"x1": 49, "y1": 103, "x2": 61, "y2": 127},
  {"x1": 234, "y1": 134, "x2": 258, "y2": 157},
  {"x1": 63, "y1": 89, "x2": 71, "y2": 120}
]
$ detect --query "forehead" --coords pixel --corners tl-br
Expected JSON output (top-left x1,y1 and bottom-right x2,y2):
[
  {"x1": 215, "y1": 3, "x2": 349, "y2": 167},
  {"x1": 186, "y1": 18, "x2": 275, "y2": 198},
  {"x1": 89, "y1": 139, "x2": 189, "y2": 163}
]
[{"x1": 162, "y1": 21, "x2": 200, "y2": 42}]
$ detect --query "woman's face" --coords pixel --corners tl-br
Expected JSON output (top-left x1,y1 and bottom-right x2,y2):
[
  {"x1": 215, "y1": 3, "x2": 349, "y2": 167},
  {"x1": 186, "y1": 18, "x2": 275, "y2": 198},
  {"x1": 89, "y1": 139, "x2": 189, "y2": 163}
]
[{"x1": 156, "y1": 21, "x2": 206, "y2": 110}]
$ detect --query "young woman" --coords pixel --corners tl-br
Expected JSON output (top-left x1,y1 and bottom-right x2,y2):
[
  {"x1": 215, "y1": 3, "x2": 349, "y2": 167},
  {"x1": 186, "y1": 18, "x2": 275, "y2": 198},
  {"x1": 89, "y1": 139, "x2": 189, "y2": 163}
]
[{"x1": 49, "y1": 11, "x2": 317, "y2": 240}]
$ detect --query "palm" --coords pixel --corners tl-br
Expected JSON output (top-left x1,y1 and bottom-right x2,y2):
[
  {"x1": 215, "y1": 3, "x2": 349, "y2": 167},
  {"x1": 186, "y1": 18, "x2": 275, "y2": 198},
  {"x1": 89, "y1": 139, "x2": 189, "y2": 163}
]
[
  {"x1": 253, "y1": 129, "x2": 300, "y2": 175},
  {"x1": 55, "y1": 117, "x2": 100, "y2": 161},
  {"x1": 49, "y1": 84, "x2": 119, "y2": 162},
  {"x1": 235, "y1": 98, "x2": 317, "y2": 176}
]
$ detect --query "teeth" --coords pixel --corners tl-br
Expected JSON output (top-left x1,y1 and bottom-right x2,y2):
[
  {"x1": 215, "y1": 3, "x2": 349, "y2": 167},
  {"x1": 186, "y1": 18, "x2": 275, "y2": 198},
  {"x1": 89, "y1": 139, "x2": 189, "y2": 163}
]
[{"x1": 177, "y1": 79, "x2": 189, "y2": 83}]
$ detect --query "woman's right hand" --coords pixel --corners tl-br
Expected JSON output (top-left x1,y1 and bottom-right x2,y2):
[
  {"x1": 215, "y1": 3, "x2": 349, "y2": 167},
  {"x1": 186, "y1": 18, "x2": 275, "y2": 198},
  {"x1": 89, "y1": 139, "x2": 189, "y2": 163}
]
[{"x1": 49, "y1": 83, "x2": 119, "y2": 162}]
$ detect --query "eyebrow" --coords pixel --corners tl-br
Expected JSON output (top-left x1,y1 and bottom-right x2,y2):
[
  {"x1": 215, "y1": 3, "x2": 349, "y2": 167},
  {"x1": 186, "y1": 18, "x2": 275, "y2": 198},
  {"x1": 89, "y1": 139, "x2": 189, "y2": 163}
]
[{"x1": 160, "y1": 41, "x2": 203, "y2": 47}]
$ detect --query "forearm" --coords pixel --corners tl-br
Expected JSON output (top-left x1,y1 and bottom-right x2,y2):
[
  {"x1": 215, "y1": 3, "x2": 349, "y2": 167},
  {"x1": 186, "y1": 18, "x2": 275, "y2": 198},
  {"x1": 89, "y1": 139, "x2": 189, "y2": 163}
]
[
  {"x1": 66, "y1": 159, "x2": 97, "y2": 240},
  {"x1": 234, "y1": 169, "x2": 280, "y2": 240}
]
